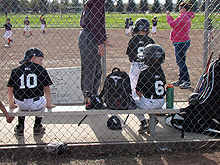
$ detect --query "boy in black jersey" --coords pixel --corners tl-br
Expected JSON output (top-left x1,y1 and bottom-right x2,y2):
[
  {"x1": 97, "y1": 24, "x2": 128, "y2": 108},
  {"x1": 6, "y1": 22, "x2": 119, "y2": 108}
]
[
  {"x1": 23, "y1": 16, "x2": 32, "y2": 36},
  {"x1": 135, "y1": 44, "x2": 166, "y2": 134},
  {"x1": 126, "y1": 18, "x2": 155, "y2": 99},
  {"x1": 7, "y1": 48, "x2": 55, "y2": 136},
  {"x1": 125, "y1": 18, "x2": 129, "y2": 35},
  {"x1": 151, "y1": 16, "x2": 158, "y2": 36},
  {"x1": 4, "y1": 18, "x2": 13, "y2": 46}
]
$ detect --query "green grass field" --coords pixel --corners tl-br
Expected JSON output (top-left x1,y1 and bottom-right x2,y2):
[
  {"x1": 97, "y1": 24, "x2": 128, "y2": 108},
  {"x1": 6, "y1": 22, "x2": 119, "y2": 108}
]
[{"x1": 0, "y1": 12, "x2": 218, "y2": 29}]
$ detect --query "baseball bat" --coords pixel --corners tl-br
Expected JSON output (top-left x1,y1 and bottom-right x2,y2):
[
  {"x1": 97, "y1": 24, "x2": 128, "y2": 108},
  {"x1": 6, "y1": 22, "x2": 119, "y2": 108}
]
[
  {"x1": 78, "y1": 115, "x2": 88, "y2": 126},
  {"x1": 194, "y1": 51, "x2": 214, "y2": 93},
  {"x1": 123, "y1": 114, "x2": 129, "y2": 124}
]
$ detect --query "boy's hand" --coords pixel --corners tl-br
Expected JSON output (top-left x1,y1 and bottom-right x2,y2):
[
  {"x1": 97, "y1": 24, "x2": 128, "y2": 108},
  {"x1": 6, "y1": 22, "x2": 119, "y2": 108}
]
[
  {"x1": 9, "y1": 104, "x2": 17, "y2": 109},
  {"x1": 6, "y1": 114, "x2": 15, "y2": 123}
]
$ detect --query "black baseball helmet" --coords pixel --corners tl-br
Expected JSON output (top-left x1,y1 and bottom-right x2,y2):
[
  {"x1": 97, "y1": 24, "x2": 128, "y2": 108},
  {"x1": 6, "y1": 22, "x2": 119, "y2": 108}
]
[
  {"x1": 133, "y1": 18, "x2": 150, "y2": 35},
  {"x1": 142, "y1": 44, "x2": 165, "y2": 65},
  {"x1": 107, "y1": 115, "x2": 122, "y2": 130}
]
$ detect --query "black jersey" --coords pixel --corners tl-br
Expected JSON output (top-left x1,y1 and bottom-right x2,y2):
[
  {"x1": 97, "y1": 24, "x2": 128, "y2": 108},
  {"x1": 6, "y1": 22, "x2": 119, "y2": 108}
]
[
  {"x1": 40, "y1": 17, "x2": 46, "y2": 25},
  {"x1": 136, "y1": 64, "x2": 166, "y2": 99},
  {"x1": 7, "y1": 62, "x2": 53, "y2": 101},
  {"x1": 4, "y1": 23, "x2": 12, "y2": 30},
  {"x1": 126, "y1": 35, "x2": 155, "y2": 62},
  {"x1": 125, "y1": 21, "x2": 129, "y2": 29},
  {"x1": 24, "y1": 20, "x2": 30, "y2": 25},
  {"x1": 129, "y1": 21, "x2": 133, "y2": 26},
  {"x1": 152, "y1": 19, "x2": 158, "y2": 26}
]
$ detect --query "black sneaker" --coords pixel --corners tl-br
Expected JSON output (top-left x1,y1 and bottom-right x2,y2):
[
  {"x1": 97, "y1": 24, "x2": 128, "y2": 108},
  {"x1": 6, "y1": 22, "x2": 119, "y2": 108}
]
[
  {"x1": 171, "y1": 79, "x2": 183, "y2": 87},
  {"x1": 14, "y1": 125, "x2": 24, "y2": 136},
  {"x1": 91, "y1": 96, "x2": 106, "y2": 109},
  {"x1": 33, "y1": 124, "x2": 45, "y2": 135},
  {"x1": 179, "y1": 80, "x2": 191, "y2": 89},
  {"x1": 138, "y1": 123, "x2": 150, "y2": 134}
]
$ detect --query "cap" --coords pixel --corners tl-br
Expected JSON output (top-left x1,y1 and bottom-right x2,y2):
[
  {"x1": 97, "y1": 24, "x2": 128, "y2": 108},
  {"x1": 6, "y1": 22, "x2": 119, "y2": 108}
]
[
  {"x1": 19, "y1": 48, "x2": 44, "y2": 64},
  {"x1": 6, "y1": 18, "x2": 10, "y2": 21},
  {"x1": 25, "y1": 16, "x2": 28, "y2": 19}
]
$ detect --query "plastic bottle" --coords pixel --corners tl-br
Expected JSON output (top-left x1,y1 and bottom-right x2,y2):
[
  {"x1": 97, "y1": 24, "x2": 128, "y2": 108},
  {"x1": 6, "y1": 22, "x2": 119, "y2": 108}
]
[{"x1": 166, "y1": 84, "x2": 174, "y2": 109}]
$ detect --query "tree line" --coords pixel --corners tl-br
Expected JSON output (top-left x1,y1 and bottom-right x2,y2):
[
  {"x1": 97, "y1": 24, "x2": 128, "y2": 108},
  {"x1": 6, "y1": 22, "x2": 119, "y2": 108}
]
[{"x1": 0, "y1": 0, "x2": 219, "y2": 14}]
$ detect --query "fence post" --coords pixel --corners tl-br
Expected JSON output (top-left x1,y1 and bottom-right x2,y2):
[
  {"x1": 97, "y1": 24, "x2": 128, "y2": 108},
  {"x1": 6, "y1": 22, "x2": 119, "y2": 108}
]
[
  {"x1": 203, "y1": 0, "x2": 210, "y2": 69},
  {"x1": 101, "y1": 44, "x2": 107, "y2": 90}
]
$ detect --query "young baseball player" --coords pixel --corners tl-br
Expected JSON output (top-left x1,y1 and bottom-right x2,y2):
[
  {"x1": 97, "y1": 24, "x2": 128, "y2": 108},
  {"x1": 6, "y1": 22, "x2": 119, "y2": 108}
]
[
  {"x1": 208, "y1": 18, "x2": 214, "y2": 40},
  {"x1": 23, "y1": 16, "x2": 32, "y2": 36},
  {"x1": 135, "y1": 44, "x2": 166, "y2": 134},
  {"x1": 151, "y1": 16, "x2": 158, "y2": 36},
  {"x1": 40, "y1": 14, "x2": 46, "y2": 33},
  {"x1": 125, "y1": 18, "x2": 129, "y2": 35},
  {"x1": 4, "y1": 18, "x2": 13, "y2": 47},
  {"x1": 128, "y1": 18, "x2": 133, "y2": 35},
  {"x1": 7, "y1": 48, "x2": 55, "y2": 136},
  {"x1": 126, "y1": 18, "x2": 155, "y2": 99},
  {"x1": 0, "y1": 101, "x2": 15, "y2": 123}
]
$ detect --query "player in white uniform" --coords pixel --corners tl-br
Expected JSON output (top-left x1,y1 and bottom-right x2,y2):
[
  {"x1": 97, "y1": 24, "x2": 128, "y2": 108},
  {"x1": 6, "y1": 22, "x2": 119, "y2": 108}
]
[
  {"x1": 7, "y1": 48, "x2": 55, "y2": 136},
  {"x1": 151, "y1": 17, "x2": 158, "y2": 36},
  {"x1": 126, "y1": 18, "x2": 155, "y2": 99},
  {"x1": 4, "y1": 18, "x2": 13, "y2": 46},
  {"x1": 134, "y1": 44, "x2": 166, "y2": 134},
  {"x1": 23, "y1": 17, "x2": 32, "y2": 36}
]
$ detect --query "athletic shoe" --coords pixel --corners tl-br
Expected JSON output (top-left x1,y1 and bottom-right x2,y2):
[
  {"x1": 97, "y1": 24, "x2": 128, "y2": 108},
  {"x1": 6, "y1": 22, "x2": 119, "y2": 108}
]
[
  {"x1": 179, "y1": 80, "x2": 191, "y2": 89},
  {"x1": 171, "y1": 79, "x2": 183, "y2": 87},
  {"x1": 33, "y1": 124, "x2": 45, "y2": 135},
  {"x1": 138, "y1": 123, "x2": 150, "y2": 134},
  {"x1": 91, "y1": 96, "x2": 106, "y2": 109},
  {"x1": 14, "y1": 125, "x2": 24, "y2": 136}
]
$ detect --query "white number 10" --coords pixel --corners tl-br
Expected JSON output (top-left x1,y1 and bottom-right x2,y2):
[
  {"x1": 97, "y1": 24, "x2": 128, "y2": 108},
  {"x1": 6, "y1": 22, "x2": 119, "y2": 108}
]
[{"x1": 19, "y1": 74, "x2": 37, "y2": 89}]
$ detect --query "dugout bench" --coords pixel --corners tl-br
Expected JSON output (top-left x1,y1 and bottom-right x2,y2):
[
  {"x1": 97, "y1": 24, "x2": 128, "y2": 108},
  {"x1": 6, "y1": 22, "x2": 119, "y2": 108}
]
[{"x1": 0, "y1": 106, "x2": 179, "y2": 136}]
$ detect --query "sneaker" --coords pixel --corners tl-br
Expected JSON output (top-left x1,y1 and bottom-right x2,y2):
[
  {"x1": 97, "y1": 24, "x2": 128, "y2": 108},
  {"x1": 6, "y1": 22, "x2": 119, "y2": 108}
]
[
  {"x1": 179, "y1": 80, "x2": 191, "y2": 89},
  {"x1": 5, "y1": 43, "x2": 10, "y2": 47},
  {"x1": 33, "y1": 124, "x2": 45, "y2": 135},
  {"x1": 138, "y1": 123, "x2": 150, "y2": 134},
  {"x1": 14, "y1": 125, "x2": 24, "y2": 136},
  {"x1": 171, "y1": 79, "x2": 184, "y2": 87}
]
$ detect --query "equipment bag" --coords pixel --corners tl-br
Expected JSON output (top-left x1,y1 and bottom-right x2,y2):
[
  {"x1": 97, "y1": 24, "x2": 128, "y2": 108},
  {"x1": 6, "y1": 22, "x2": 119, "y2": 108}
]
[{"x1": 99, "y1": 68, "x2": 136, "y2": 110}]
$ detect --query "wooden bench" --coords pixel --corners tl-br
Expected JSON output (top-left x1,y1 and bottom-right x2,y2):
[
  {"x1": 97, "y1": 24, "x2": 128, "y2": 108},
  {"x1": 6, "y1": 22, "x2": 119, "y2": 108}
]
[{"x1": 0, "y1": 105, "x2": 179, "y2": 136}]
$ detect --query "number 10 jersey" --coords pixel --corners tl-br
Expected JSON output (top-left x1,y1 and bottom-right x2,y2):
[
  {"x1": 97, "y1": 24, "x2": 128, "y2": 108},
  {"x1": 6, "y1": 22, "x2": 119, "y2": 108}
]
[{"x1": 7, "y1": 62, "x2": 53, "y2": 101}]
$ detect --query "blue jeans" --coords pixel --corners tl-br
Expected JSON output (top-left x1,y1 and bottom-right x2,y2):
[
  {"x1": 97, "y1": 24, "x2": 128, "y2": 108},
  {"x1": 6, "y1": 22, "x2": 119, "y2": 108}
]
[{"x1": 174, "y1": 40, "x2": 190, "y2": 81}]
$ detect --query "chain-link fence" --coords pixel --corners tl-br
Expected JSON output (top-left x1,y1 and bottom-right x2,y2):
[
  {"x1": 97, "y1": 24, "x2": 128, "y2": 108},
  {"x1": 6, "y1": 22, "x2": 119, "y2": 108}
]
[{"x1": 0, "y1": 0, "x2": 219, "y2": 158}]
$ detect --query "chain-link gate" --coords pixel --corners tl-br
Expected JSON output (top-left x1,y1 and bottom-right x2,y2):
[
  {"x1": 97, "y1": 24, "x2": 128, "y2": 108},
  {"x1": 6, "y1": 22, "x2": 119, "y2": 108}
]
[{"x1": 0, "y1": 0, "x2": 219, "y2": 158}]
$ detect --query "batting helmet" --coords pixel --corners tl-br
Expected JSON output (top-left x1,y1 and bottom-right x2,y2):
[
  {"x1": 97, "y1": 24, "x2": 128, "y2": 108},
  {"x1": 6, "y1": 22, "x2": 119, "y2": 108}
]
[
  {"x1": 141, "y1": 44, "x2": 165, "y2": 65},
  {"x1": 44, "y1": 142, "x2": 68, "y2": 155},
  {"x1": 188, "y1": 92, "x2": 199, "y2": 105},
  {"x1": 107, "y1": 115, "x2": 122, "y2": 130},
  {"x1": 133, "y1": 18, "x2": 150, "y2": 35}
]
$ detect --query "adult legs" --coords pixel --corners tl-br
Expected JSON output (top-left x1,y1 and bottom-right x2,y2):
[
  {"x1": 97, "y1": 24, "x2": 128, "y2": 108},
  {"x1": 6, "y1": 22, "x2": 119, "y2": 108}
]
[{"x1": 174, "y1": 40, "x2": 191, "y2": 81}]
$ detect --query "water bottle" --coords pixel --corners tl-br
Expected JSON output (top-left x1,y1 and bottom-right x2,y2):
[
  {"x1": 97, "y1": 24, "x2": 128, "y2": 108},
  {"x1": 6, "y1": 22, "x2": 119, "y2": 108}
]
[{"x1": 166, "y1": 84, "x2": 174, "y2": 109}]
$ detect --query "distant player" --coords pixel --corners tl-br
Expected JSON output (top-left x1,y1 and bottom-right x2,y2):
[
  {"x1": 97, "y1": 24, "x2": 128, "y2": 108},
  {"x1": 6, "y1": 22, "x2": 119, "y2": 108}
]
[
  {"x1": 125, "y1": 18, "x2": 129, "y2": 35},
  {"x1": 4, "y1": 18, "x2": 13, "y2": 47},
  {"x1": 7, "y1": 48, "x2": 55, "y2": 136},
  {"x1": 128, "y1": 18, "x2": 133, "y2": 35},
  {"x1": 207, "y1": 18, "x2": 214, "y2": 40},
  {"x1": 40, "y1": 14, "x2": 46, "y2": 33},
  {"x1": 151, "y1": 16, "x2": 158, "y2": 36},
  {"x1": 23, "y1": 16, "x2": 32, "y2": 36},
  {"x1": 135, "y1": 44, "x2": 166, "y2": 134},
  {"x1": 126, "y1": 18, "x2": 155, "y2": 99}
]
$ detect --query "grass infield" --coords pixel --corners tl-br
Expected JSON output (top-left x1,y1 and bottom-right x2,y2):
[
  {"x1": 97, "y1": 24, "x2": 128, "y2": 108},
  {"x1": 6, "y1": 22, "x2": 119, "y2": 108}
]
[{"x1": 1, "y1": 12, "x2": 218, "y2": 29}]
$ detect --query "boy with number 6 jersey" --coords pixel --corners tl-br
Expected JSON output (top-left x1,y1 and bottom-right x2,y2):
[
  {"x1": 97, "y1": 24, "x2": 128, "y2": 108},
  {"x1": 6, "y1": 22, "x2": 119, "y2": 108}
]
[
  {"x1": 126, "y1": 18, "x2": 155, "y2": 99},
  {"x1": 135, "y1": 44, "x2": 166, "y2": 134},
  {"x1": 7, "y1": 48, "x2": 55, "y2": 136}
]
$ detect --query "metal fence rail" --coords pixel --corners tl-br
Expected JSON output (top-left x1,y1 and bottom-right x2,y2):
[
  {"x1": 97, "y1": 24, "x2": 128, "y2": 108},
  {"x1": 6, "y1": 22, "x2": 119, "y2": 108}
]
[{"x1": 0, "y1": 0, "x2": 219, "y2": 158}]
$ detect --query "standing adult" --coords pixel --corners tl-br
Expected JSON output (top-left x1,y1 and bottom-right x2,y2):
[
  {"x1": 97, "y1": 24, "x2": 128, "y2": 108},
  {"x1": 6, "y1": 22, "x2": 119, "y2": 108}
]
[
  {"x1": 79, "y1": 0, "x2": 107, "y2": 109},
  {"x1": 166, "y1": 2, "x2": 194, "y2": 89}
]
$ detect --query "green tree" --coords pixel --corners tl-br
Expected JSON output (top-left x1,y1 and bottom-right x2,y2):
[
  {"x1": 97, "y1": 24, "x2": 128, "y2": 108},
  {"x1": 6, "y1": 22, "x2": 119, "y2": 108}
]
[
  {"x1": 116, "y1": 0, "x2": 124, "y2": 12},
  {"x1": 164, "y1": 0, "x2": 173, "y2": 12},
  {"x1": 174, "y1": 0, "x2": 182, "y2": 12},
  {"x1": 51, "y1": 0, "x2": 59, "y2": 12},
  {"x1": 105, "y1": 0, "x2": 115, "y2": 12},
  {"x1": 139, "y1": 0, "x2": 149, "y2": 12},
  {"x1": 71, "y1": 0, "x2": 79, "y2": 6},
  {"x1": 126, "y1": 0, "x2": 136, "y2": 12},
  {"x1": 19, "y1": 0, "x2": 31, "y2": 13},
  {"x1": 151, "y1": 0, "x2": 161, "y2": 13}
]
